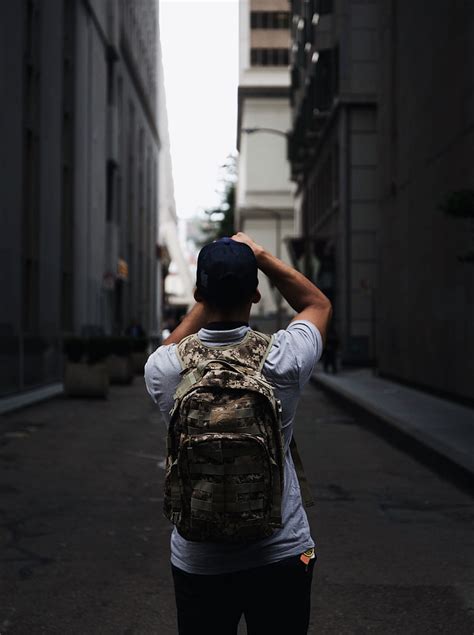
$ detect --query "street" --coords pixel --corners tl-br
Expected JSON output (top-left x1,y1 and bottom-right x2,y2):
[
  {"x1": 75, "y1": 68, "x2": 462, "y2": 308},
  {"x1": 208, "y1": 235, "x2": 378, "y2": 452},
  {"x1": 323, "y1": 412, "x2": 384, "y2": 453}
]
[{"x1": 1, "y1": 381, "x2": 473, "y2": 634}]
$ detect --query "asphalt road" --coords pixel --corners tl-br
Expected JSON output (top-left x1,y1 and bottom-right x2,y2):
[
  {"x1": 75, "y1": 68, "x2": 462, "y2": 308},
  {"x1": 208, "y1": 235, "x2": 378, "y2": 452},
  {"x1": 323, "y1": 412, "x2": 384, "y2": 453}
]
[{"x1": 0, "y1": 380, "x2": 473, "y2": 634}]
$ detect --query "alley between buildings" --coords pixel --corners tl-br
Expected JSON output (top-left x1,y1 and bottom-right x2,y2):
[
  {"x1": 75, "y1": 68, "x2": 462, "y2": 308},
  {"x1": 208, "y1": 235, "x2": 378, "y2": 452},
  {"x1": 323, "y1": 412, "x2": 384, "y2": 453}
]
[{"x1": 0, "y1": 382, "x2": 473, "y2": 634}]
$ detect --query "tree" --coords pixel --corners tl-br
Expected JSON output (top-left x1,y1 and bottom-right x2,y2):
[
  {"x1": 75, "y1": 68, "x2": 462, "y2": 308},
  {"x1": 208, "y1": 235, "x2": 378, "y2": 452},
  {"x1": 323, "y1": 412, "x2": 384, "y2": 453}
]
[{"x1": 198, "y1": 154, "x2": 237, "y2": 246}]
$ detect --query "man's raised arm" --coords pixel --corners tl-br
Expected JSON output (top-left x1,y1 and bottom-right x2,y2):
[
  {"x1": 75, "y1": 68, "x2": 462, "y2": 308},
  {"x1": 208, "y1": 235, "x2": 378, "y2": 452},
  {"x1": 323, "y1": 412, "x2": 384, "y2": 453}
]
[
  {"x1": 162, "y1": 302, "x2": 210, "y2": 346},
  {"x1": 232, "y1": 232, "x2": 332, "y2": 342}
]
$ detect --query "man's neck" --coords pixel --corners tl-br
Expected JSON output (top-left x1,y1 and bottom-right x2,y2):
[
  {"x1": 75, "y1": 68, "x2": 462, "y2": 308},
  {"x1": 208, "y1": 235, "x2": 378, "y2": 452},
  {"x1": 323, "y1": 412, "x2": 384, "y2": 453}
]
[
  {"x1": 205, "y1": 320, "x2": 249, "y2": 331},
  {"x1": 204, "y1": 303, "x2": 252, "y2": 325}
]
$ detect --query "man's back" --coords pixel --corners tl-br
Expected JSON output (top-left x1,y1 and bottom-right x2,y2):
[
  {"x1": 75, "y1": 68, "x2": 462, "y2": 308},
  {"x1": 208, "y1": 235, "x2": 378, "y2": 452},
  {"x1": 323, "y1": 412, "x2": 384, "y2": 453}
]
[
  {"x1": 144, "y1": 320, "x2": 322, "y2": 574},
  {"x1": 144, "y1": 233, "x2": 332, "y2": 634}
]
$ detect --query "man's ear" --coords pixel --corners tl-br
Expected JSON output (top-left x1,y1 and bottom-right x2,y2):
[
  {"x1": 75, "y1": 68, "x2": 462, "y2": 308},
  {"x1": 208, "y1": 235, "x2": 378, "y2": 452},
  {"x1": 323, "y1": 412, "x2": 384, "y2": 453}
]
[
  {"x1": 194, "y1": 288, "x2": 211, "y2": 310},
  {"x1": 252, "y1": 288, "x2": 261, "y2": 304}
]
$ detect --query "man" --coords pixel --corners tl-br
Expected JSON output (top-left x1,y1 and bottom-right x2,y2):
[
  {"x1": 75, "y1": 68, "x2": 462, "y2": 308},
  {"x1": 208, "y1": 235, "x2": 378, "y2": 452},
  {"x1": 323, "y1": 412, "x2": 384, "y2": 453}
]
[{"x1": 144, "y1": 232, "x2": 332, "y2": 634}]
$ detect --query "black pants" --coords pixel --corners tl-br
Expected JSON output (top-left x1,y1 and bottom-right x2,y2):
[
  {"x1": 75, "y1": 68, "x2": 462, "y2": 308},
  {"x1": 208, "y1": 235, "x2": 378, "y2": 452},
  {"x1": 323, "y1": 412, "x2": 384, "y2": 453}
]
[{"x1": 171, "y1": 553, "x2": 316, "y2": 635}]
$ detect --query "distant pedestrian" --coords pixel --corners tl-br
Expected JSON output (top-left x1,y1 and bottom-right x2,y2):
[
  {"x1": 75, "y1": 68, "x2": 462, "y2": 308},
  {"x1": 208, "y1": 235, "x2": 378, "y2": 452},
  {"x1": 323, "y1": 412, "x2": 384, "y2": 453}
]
[
  {"x1": 125, "y1": 319, "x2": 145, "y2": 338},
  {"x1": 145, "y1": 233, "x2": 332, "y2": 634},
  {"x1": 323, "y1": 328, "x2": 339, "y2": 374}
]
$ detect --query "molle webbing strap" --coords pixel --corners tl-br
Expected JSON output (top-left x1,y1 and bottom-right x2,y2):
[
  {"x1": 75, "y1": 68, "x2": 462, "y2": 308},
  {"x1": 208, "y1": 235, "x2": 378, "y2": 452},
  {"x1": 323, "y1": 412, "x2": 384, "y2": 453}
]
[
  {"x1": 173, "y1": 368, "x2": 202, "y2": 400},
  {"x1": 187, "y1": 407, "x2": 257, "y2": 422},
  {"x1": 186, "y1": 423, "x2": 261, "y2": 436},
  {"x1": 189, "y1": 462, "x2": 263, "y2": 476},
  {"x1": 169, "y1": 468, "x2": 181, "y2": 514},
  {"x1": 191, "y1": 498, "x2": 265, "y2": 513},
  {"x1": 187, "y1": 446, "x2": 248, "y2": 460},
  {"x1": 193, "y1": 481, "x2": 265, "y2": 495}
]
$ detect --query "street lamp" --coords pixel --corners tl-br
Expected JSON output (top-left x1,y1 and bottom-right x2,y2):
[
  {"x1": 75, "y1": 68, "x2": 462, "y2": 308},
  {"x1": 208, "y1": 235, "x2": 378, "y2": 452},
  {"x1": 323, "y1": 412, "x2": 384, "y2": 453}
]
[
  {"x1": 240, "y1": 126, "x2": 292, "y2": 171},
  {"x1": 241, "y1": 127, "x2": 289, "y2": 139}
]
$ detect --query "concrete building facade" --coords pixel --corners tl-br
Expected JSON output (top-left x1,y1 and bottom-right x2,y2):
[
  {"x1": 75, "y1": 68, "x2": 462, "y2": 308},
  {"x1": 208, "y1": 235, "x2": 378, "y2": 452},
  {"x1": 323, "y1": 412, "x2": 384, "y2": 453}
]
[
  {"x1": 236, "y1": 0, "x2": 296, "y2": 331},
  {"x1": 288, "y1": 0, "x2": 473, "y2": 402},
  {"x1": 0, "y1": 0, "x2": 161, "y2": 396},
  {"x1": 288, "y1": 0, "x2": 378, "y2": 364},
  {"x1": 156, "y1": 35, "x2": 194, "y2": 317},
  {"x1": 377, "y1": 1, "x2": 474, "y2": 401}
]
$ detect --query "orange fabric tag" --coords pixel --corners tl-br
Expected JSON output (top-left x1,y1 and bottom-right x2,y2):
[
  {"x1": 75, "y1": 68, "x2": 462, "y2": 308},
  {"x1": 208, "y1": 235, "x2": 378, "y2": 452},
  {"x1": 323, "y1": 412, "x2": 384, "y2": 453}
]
[{"x1": 300, "y1": 548, "x2": 315, "y2": 565}]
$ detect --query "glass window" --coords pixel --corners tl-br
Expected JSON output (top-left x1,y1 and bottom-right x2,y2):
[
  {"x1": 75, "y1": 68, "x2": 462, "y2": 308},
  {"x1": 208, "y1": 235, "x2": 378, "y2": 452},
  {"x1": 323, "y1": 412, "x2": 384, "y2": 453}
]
[
  {"x1": 276, "y1": 12, "x2": 290, "y2": 29},
  {"x1": 250, "y1": 11, "x2": 290, "y2": 29},
  {"x1": 250, "y1": 48, "x2": 289, "y2": 67},
  {"x1": 318, "y1": 0, "x2": 333, "y2": 15}
]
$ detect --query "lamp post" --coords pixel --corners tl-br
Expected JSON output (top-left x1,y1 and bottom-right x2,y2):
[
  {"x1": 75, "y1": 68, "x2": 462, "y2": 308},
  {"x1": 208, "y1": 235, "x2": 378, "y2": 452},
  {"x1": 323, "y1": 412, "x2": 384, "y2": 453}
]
[{"x1": 241, "y1": 127, "x2": 289, "y2": 139}]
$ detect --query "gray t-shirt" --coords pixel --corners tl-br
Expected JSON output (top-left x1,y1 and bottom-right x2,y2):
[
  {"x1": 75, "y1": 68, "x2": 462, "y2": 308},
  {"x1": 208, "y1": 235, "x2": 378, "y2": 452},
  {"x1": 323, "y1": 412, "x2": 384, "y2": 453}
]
[{"x1": 144, "y1": 319, "x2": 322, "y2": 574}]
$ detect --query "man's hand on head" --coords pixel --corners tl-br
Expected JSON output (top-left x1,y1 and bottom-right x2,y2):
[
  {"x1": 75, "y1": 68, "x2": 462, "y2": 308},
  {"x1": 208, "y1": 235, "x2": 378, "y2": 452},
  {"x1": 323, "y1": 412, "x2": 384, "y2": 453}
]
[
  {"x1": 231, "y1": 233, "x2": 264, "y2": 261},
  {"x1": 233, "y1": 232, "x2": 332, "y2": 342}
]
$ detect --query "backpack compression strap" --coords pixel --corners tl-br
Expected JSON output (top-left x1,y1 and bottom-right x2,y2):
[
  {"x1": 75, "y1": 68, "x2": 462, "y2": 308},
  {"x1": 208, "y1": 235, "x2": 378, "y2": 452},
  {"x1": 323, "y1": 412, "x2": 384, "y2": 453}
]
[{"x1": 290, "y1": 437, "x2": 314, "y2": 507}]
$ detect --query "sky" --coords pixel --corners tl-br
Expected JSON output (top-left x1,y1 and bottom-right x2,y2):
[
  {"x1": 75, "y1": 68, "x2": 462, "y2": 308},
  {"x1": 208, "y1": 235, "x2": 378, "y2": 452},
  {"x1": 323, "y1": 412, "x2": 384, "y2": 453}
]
[{"x1": 159, "y1": 0, "x2": 239, "y2": 220}]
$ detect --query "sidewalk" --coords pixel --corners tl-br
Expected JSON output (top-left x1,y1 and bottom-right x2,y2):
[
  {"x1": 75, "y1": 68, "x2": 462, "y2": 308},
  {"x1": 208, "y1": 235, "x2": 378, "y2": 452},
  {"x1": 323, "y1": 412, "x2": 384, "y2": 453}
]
[
  {"x1": 0, "y1": 383, "x2": 64, "y2": 415},
  {"x1": 312, "y1": 367, "x2": 474, "y2": 477}
]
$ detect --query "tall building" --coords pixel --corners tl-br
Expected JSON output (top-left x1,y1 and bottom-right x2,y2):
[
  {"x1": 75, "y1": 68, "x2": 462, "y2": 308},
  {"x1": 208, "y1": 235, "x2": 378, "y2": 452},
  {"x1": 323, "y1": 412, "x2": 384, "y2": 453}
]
[
  {"x1": 0, "y1": 0, "x2": 162, "y2": 397},
  {"x1": 288, "y1": 0, "x2": 378, "y2": 364},
  {"x1": 288, "y1": 1, "x2": 473, "y2": 402},
  {"x1": 156, "y1": 35, "x2": 194, "y2": 319},
  {"x1": 236, "y1": 0, "x2": 295, "y2": 331},
  {"x1": 377, "y1": 1, "x2": 474, "y2": 401}
]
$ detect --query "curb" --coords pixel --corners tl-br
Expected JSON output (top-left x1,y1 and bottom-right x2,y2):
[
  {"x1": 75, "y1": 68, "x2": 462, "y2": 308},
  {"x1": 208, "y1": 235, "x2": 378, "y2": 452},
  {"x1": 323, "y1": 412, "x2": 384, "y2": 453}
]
[
  {"x1": 0, "y1": 383, "x2": 64, "y2": 416},
  {"x1": 311, "y1": 373, "x2": 474, "y2": 481}
]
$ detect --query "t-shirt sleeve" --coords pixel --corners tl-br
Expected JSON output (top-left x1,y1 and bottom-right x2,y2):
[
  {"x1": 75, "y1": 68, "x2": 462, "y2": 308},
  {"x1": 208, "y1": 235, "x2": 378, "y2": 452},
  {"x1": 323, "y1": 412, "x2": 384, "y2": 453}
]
[
  {"x1": 264, "y1": 320, "x2": 323, "y2": 389},
  {"x1": 144, "y1": 344, "x2": 182, "y2": 418}
]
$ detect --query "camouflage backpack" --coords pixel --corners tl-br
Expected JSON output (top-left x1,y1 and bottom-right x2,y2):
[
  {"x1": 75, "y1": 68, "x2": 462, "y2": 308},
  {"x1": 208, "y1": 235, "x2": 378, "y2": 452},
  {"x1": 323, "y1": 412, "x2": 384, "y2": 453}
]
[{"x1": 164, "y1": 329, "x2": 285, "y2": 543}]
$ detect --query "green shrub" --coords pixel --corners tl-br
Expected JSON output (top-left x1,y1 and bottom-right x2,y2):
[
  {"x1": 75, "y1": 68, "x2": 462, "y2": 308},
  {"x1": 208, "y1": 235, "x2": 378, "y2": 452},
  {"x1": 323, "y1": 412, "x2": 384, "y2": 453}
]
[
  {"x1": 87, "y1": 337, "x2": 111, "y2": 364},
  {"x1": 64, "y1": 337, "x2": 110, "y2": 364},
  {"x1": 63, "y1": 337, "x2": 85, "y2": 363},
  {"x1": 108, "y1": 337, "x2": 133, "y2": 357}
]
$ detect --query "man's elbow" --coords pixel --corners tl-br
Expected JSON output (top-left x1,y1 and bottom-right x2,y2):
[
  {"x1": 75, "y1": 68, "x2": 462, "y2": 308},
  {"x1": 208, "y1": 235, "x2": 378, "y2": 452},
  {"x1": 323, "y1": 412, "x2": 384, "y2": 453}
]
[
  {"x1": 314, "y1": 299, "x2": 333, "y2": 342},
  {"x1": 313, "y1": 297, "x2": 332, "y2": 315}
]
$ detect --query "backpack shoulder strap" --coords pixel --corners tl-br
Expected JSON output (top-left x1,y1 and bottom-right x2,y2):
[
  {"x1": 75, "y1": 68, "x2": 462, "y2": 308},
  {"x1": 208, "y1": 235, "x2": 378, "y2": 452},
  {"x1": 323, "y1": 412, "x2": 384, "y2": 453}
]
[
  {"x1": 290, "y1": 436, "x2": 314, "y2": 508},
  {"x1": 175, "y1": 334, "x2": 199, "y2": 371},
  {"x1": 176, "y1": 329, "x2": 274, "y2": 374},
  {"x1": 232, "y1": 330, "x2": 274, "y2": 374},
  {"x1": 172, "y1": 330, "x2": 275, "y2": 404},
  {"x1": 252, "y1": 331, "x2": 274, "y2": 373}
]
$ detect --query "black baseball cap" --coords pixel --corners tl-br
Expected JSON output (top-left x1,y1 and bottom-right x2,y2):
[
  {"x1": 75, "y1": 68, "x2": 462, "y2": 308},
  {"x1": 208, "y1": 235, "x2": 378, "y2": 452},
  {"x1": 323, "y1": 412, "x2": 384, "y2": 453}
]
[{"x1": 196, "y1": 237, "x2": 258, "y2": 306}]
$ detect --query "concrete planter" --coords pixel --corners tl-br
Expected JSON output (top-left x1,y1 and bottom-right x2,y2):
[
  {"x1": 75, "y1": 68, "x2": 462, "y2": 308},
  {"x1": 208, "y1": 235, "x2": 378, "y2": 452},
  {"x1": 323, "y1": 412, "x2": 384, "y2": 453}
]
[
  {"x1": 131, "y1": 351, "x2": 148, "y2": 375},
  {"x1": 106, "y1": 354, "x2": 134, "y2": 385},
  {"x1": 64, "y1": 361, "x2": 109, "y2": 398}
]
